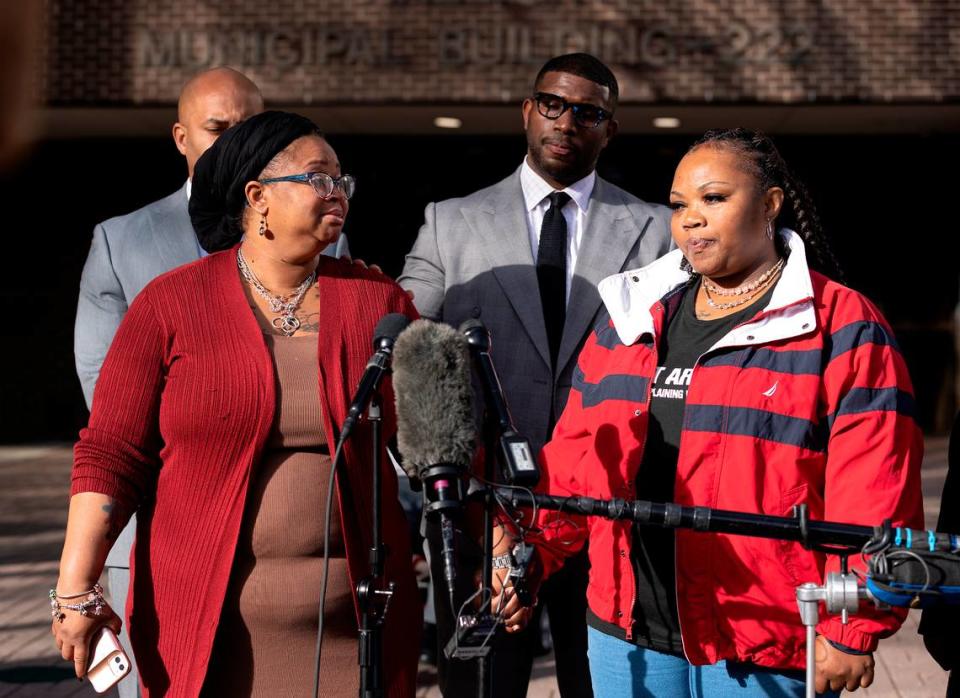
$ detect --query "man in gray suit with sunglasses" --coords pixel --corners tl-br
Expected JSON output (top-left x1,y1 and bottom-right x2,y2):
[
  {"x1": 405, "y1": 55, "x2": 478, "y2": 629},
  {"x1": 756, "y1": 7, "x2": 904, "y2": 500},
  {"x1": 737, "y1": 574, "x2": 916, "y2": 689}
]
[
  {"x1": 400, "y1": 53, "x2": 672, "y2": 697},
  {"x1": 73, "y1": 67, "x2": 348, "y2": 697}
]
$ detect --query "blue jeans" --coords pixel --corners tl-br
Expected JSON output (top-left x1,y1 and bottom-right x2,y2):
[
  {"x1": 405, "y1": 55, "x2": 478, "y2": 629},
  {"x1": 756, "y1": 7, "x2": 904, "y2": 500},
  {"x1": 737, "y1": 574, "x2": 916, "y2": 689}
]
[{"x1": 587, "y1": 626, "x2": 837, "y2": 698}]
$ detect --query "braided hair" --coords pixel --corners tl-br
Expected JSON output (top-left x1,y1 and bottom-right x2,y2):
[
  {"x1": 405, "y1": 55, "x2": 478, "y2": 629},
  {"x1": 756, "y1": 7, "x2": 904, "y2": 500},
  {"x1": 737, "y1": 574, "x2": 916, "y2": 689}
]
[{"x1": 687, "y1": 128, "x2": 845, "y2": 283}]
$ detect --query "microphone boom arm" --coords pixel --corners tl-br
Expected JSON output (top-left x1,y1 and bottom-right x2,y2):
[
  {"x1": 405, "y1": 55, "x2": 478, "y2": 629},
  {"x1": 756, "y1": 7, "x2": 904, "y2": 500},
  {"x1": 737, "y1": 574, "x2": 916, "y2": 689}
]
[{"x1": 481, "y1": 485, "x2": 958, "y2": 557}]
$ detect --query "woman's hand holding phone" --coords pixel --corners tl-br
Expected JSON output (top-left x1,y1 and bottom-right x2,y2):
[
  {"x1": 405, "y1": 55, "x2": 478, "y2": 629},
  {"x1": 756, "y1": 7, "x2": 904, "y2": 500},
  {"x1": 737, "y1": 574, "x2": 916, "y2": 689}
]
[
  {"x1": 50, "y1": 594, "x2": 122, "y2": 680},
  {"x1": 86, "y1": 626, "x2": 132, "y2": 693}
]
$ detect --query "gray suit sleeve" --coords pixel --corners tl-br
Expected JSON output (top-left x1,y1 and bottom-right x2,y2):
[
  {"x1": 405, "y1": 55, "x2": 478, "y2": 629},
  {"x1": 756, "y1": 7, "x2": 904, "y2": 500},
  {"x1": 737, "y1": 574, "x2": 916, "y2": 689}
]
[
  {"x1": 75, "y1": 223, "x2": 128, "y2": 409},
  {"x1": 397, "y1": 202, "x2": 445, "y2": 321},
  {"x1": 652, "y1": 203, "x2": 677, "y2": 254},
  {"x1": 335, "y1": 232, "x2": 350, "y2": 259},
  {"x1": 323, "y1": 232, "x2": 350, "y2": 259}
]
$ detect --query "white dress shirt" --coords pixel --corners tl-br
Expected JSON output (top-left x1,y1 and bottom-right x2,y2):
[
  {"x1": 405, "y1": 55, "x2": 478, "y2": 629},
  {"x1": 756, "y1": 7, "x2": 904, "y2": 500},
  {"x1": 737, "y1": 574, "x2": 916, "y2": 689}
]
[
  {"x1": 520, "y1": 157, "x2": 596, "y2": 305},
  {"x1": 184, "y1": 179, "x2": 210, "y2": 258}
]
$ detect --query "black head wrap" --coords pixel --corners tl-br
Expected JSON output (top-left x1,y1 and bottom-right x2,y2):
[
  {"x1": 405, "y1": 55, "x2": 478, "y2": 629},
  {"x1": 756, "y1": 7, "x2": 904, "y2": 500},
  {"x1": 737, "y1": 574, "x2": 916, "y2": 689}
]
[{"x1": 189, "y1": 110, "x2": 320, "y2": 253}]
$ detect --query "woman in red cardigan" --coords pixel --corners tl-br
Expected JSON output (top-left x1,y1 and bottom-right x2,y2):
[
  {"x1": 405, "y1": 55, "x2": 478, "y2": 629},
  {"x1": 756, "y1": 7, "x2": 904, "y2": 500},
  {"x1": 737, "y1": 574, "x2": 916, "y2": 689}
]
[{"x1": 52, "y1": 111, "x2": 420, "y2": 697}]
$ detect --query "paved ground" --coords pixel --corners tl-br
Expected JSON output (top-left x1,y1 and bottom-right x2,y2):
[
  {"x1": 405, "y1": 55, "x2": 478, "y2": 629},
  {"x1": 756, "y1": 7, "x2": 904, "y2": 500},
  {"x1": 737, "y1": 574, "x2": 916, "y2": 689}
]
[{"x1": 0, "y1": 440, "x2": 950, "y2": 698}]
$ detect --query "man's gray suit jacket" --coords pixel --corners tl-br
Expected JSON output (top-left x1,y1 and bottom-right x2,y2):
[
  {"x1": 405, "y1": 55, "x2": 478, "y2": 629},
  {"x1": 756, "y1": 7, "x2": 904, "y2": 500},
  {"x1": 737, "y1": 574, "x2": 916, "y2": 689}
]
[
  {"x1": 74, "y1": 181, "x2": 350, "y2": 569},
  {"x1": 398, "y1": 167, "x2": 673, "y2": 458}
]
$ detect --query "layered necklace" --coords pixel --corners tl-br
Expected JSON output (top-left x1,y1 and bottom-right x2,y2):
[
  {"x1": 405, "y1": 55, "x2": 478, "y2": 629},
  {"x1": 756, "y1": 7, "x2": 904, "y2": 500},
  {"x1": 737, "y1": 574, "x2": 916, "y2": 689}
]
[
  {"x1": 701, "y1": 257, "x2": 784, "y2": 311},
  {"x1": 237, "y1": 248, "x2": 316, "y2": 336}
]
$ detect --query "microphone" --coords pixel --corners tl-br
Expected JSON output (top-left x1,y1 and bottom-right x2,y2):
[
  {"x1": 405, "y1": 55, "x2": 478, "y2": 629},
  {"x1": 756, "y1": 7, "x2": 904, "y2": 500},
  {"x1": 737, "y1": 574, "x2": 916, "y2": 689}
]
[
  {"x1": 460, "y1": 319, "x2": 539, "y2": 487},
  {"x1": 340, "y1": 313, "x2": 411, "y2": 441},
  {"x1": 392, "y1": 319, "x2": 476, "y2": 610}
]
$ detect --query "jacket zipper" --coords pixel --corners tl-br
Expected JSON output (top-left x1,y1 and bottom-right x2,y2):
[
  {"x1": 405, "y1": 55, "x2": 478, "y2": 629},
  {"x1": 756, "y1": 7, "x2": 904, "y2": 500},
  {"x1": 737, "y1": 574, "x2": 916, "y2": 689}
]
[
  {"x1": 624, "y1": 380, "x2": 652, "y2": 642},
  {"x1": 671, "y1": 355, "x2": 705, "y2": 662},
  {"x1": 670, "y1": 326, "x2": 769, "y2": 662},
  {"x1": 623, "y1": 303, "x2": 666, "y2": 642}
]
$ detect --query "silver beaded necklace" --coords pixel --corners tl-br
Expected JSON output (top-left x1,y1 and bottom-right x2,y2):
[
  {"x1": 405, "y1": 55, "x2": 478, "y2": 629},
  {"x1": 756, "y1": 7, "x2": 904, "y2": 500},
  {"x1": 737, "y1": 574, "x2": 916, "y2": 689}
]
[{"x1": 237, "y1": 248, "x2": 316, "y2": 336}]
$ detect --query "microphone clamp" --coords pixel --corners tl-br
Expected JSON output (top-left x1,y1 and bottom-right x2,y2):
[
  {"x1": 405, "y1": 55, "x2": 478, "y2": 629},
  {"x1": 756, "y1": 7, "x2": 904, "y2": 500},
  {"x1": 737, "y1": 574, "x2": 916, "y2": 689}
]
[
  {"x1": 506, "y1": 541, "x2": 536, "y2": 606},
  {"x1": 421, "y1": 463, "x2": 465, "y2": 515}
]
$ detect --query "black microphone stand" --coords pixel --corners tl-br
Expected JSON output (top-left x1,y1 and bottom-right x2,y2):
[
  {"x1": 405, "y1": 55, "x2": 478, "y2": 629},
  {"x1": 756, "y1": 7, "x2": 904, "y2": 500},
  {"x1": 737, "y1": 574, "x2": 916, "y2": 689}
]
[
  {"x1": 459, "y1": 319, "x2": 525, "y2": 698},
  {"x1": 440, "y1": 407, "x2": 498, "y2": 698},
  {"x1": 476, "y1": 486, "x2": 960, "y2": 698},
  {"x1": 482, "y1": 486, "x2": 878, "y2": 552},
  {"x1": 487, "y1": 486, "x2": 960, "y2": 556},
  {"x1": 476, "y1": 410, "x2": 498, "y2": 698},
  {"x1": 356, "y1": 394, "x2": 394, "y2": 698}
]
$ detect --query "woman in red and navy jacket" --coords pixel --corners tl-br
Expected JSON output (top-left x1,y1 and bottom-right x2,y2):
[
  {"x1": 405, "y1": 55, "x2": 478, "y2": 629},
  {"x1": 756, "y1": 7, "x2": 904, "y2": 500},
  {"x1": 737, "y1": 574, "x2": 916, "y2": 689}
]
[{"x1": 497, "y1": 129, "x2": 924, "y2": 697}]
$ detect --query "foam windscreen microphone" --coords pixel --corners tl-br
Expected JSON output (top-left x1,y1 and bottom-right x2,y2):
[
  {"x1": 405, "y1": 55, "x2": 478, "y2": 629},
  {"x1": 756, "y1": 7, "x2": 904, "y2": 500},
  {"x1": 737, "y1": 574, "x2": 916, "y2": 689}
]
[
  {"x1": 392, "y1": 319, "x2": 476, "y2": 483},
  {"x1": 392, "y1": 319, "x2": 476, "y2": 610}
]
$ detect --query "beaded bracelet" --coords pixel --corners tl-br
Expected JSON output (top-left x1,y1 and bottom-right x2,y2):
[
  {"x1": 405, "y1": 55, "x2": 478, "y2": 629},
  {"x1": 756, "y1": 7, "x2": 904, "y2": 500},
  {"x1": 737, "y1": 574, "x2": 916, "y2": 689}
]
[{"x1": 49, "y1": 583, "x2": 105, "y2": 622}]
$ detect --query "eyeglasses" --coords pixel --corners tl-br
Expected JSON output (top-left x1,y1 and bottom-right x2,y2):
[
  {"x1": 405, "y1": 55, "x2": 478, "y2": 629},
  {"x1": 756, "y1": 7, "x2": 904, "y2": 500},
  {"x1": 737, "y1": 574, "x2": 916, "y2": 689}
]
[
  {"x1": 259, "y1": 172, "x2": 356, "y2": 200},
  {"x1": 533, "y1": 92, "x2": 612, "y2": 129}
]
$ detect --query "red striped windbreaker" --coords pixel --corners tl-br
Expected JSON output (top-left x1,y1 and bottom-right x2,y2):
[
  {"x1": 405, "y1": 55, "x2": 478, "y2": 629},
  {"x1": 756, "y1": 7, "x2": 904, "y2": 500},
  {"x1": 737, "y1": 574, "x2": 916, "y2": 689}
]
[{"x1": 534, "y1": 230, "x2": 924, "y2": 669}]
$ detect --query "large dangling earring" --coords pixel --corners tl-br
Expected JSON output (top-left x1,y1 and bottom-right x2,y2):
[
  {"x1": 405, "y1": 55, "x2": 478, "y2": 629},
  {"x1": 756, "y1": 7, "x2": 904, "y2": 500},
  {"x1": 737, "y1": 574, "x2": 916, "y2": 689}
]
[
  {"x1": 766, "y1": 219, "x2": 775, "y2": 240},
  {"x1": 679, "y1": 256, "x2": 692, "y2": 272},
  {"x1": 258, "y1": 214, "x2": 267, "y2": 237}
]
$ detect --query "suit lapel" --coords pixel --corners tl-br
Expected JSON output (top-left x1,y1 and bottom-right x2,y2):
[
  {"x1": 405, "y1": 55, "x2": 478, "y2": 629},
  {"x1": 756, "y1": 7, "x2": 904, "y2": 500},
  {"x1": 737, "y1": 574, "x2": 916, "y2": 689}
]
[
  {"x1": 557, "y1": 177, "x2": 652, "y2": 373},
  {"x1": 151, "y1": 182, "x2": 201, "y2": 273},
  {"x1": 462, "y1": 171, "x2": 553, "y2": 369}
]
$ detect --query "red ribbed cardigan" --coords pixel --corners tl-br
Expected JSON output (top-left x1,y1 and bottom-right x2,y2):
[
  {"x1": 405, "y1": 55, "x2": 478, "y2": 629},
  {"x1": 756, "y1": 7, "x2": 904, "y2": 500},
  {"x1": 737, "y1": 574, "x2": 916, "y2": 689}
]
[{"x1": 72, "y1": 246, "x2": 421, "y2": 697}]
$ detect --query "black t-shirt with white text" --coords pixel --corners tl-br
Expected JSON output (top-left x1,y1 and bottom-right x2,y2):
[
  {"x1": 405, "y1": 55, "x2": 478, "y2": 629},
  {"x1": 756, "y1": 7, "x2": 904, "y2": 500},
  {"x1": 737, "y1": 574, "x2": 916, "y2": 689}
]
[{"x1": 587, "y1": 277, "x2": 777, "y2": 654}]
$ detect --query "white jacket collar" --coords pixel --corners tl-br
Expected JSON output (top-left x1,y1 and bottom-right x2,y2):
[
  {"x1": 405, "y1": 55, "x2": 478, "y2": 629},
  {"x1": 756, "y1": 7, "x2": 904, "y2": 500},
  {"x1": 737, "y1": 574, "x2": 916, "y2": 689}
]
[{"x1": 598, "y1": 229, "x2": 817, "y2": 348}]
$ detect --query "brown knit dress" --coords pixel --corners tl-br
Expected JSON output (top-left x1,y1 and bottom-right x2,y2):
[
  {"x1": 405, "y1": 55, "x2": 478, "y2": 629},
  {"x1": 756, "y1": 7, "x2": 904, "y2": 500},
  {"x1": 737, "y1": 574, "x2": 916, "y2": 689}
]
[{"x1": 202, "y1": 334, "x2": 359, "y2": 697}]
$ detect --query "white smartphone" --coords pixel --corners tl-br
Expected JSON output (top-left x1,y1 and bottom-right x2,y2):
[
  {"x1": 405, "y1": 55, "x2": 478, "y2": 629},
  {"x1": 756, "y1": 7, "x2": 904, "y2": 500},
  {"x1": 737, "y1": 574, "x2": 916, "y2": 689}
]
[{"x1": 87, "y1": 627, "x2": 132, "y2": 693}]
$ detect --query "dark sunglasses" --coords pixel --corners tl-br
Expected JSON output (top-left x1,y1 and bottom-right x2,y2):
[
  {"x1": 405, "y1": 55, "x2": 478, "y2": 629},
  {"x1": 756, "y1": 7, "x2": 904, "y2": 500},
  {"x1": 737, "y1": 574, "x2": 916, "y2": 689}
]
[{"x1": 533, "y1": 92, "x2": 612, "y2": 129}]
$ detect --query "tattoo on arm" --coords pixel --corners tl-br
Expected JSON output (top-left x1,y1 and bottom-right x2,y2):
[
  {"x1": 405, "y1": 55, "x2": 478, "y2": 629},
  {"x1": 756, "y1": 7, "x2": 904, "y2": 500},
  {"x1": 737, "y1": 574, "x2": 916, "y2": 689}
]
[{"x1": 102, "y1": 500, "x2": 125, "y2": 543}]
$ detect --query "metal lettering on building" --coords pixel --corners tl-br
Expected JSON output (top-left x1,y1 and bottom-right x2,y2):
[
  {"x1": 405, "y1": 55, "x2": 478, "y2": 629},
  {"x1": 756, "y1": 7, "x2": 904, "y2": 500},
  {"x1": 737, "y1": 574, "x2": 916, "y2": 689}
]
[
  {"x1": 138, "y1": 28, "x2": 406, "y2": 68},
  {"x1": 137, "y1": 22, "x2": 812, "y2": 70}
]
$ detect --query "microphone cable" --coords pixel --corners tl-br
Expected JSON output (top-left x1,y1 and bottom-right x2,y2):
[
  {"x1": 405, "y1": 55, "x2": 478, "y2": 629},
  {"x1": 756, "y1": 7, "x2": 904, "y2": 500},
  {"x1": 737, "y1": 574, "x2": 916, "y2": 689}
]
[
  {"x1": 478, "y1": 475, "x2": 587, "y2": 560},
  {"x1": 312, "y1": 433, "x2": 347, "y2": 698},
  {"x1": 312, "y1": 312, "x2": 410, "y2": 696}
]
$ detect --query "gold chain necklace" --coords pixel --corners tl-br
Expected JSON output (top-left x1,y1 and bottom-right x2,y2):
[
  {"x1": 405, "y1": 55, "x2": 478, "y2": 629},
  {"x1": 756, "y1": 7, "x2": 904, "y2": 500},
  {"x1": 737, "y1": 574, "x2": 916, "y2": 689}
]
[
  {"x1": 702, "y1": 257, "x2": 785, "y2": 297},
  {"x1": 701, "y1": 259, "x2": 783, "y2": 311}
]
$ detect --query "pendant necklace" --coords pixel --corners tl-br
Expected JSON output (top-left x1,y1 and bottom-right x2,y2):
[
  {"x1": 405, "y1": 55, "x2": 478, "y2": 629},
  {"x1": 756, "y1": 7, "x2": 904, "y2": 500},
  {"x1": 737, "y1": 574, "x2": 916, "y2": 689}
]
[{"x1": 237, "y1": 248, "x2": 316, "y2": 336}]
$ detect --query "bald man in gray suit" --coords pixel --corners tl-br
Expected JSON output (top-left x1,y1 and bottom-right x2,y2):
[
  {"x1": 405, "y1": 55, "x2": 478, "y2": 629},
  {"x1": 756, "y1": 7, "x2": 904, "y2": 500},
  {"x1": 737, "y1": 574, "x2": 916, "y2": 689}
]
[
  {"x1": 74, "y1": 67, "x2": 348, "y2": 697},
  {"x1": 400, "y1": 54, "x2": 672, "y2": 697},
  {"x1": 76, "y1": 68, "x2": 349, "y2": 405}
]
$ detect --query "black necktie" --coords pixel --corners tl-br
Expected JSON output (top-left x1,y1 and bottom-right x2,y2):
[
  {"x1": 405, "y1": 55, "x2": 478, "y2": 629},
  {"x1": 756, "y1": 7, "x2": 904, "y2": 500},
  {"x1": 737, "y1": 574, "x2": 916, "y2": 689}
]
[{"x1": 537, "y1": 191, "x2": 571, "y2": 372}]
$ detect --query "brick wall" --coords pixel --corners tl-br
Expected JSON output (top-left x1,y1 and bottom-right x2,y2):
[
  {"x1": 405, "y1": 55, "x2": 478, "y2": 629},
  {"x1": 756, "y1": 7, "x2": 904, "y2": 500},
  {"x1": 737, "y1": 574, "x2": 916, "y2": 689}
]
[{"x1": 38, "y1": 0, "x2": 960, "y2": 106}]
